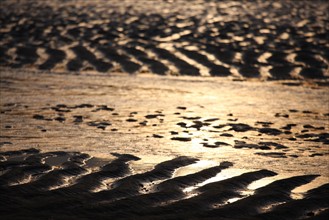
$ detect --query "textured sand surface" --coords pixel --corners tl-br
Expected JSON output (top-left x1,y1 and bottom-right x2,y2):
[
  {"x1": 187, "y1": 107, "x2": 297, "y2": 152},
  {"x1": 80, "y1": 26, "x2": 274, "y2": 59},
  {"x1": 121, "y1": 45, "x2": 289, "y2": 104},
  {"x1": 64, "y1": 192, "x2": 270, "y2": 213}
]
[
  {"x1": 0, "y1": 0, "x2": 329, "y2": 219},
  {"x1": 1, "y1": 69, "x2": 328, "y2": 219},
  {"x1": 0, "y1": 0, "x2": 328, "y2": 80}
]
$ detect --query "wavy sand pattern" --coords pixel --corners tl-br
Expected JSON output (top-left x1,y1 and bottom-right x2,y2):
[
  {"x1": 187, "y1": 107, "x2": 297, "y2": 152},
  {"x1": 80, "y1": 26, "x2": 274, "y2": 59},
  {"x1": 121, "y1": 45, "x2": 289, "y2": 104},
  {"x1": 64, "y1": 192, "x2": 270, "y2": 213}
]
[
  {"x1": 0, "y1": 0, "x2": 329, "y2": 219},
  {"x1": 0, "y1": 0, "x2": 328, "y2": 80},
  {"x1": 1, "y1": 149, "x2": 328, "y2": 219}
]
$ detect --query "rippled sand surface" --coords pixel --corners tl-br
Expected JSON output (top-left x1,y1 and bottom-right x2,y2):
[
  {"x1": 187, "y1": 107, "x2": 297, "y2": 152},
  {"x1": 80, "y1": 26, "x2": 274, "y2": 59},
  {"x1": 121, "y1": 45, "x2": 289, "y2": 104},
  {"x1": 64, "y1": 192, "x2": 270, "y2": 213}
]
[
  {"x1": 0, "y1": 0, "x2": 329, "y2": 219},
  {"x1": 1, "y1": 69, "x2": 328, "y2": 219},
  {"x1": 0, "y1": 0, "x2": 328, "y2": 80}
]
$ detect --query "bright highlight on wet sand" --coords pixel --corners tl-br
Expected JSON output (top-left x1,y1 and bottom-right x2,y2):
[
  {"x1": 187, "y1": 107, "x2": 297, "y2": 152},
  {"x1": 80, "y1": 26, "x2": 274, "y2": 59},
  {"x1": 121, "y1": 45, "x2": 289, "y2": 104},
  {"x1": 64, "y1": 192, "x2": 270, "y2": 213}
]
[{"x1": 0, "y1": 0, "x2": 328, "y2": 219}]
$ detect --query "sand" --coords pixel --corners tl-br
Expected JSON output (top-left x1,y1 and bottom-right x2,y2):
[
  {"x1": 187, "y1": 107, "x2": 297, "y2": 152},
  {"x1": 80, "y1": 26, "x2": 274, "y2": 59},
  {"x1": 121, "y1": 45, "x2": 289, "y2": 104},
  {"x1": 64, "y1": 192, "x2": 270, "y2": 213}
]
[
  {"x1": 0, "y1": 0, "x2": 328, "y2": 80},
  {"x1": 0, "y1": 0, "x2": 329, "y2": 219},
  {"x1": 1, "y1": 69, "x2": 328, "y2": 219}
]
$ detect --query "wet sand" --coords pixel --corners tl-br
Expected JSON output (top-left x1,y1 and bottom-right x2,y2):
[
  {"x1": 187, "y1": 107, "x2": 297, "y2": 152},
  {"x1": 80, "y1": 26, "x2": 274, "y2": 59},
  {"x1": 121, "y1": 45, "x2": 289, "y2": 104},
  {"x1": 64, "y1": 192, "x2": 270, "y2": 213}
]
[
  {"x1": 1, "y1": 69, "x2": 329, "y2": 219},
  {"x1": 0, "y1": 0, "x2": 328, "y2": 80},
  {"x1": 1, "y1": 0, "x2": 329, "y2": 219}
]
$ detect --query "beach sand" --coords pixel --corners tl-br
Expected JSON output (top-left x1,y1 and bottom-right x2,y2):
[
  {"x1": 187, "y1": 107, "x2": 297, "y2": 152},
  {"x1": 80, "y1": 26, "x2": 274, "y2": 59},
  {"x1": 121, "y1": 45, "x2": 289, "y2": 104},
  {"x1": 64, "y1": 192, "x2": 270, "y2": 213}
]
[{"x1": 0, "y1": 0, "x2": 328, "y2": 219}]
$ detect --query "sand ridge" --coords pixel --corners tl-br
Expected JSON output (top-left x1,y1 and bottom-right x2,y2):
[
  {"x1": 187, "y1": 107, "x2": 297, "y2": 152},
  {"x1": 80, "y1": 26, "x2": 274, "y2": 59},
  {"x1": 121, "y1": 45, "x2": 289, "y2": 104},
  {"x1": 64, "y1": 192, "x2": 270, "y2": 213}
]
[
  {"x1": 0, "y1": 0, "x2": 329, "y2": 219},
  {"x1": 1, "y1": 148, "x2": 328, "y2": 219},
  {"x1": 0, "y1": 0, "x2": 328, "y2": 81}
]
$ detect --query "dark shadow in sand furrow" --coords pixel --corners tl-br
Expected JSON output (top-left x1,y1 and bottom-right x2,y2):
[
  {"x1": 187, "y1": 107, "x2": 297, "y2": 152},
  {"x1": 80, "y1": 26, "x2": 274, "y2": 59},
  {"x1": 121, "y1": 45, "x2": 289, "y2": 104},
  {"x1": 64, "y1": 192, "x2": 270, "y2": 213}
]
[
  {"x1": 0, "y1": 151, "x2": 93, "y2": 214},
  {"x1": 69, "y1": 45, "x2": 113, "y2": 72},
  {"x1": 0, "y1": 164, "x2": 51, "y2": 187},
  {"x1": 3, "y1": 162, "x2": 87, "y2": 194},
  {"x1": 130, "y1": 169, "x2": 277, "y2": 219},
  {"x1": 156, "y1": 161, "x2": 233, "y2": 192},
  {"x1": 299, "y1": 68, "x2": 326, "y2": 79},
  {"x1": 241, "y1": 50, "x2": 261, "y2": 65},
  {"x1": 54, "y1": 153, "x2": 140, "y2": 194},
  {"x1": 148, "y1": 46, "x2": 200, "y2": 76},
  {"x1": 67, "y1": 58, "x2": 83, "y2": 71},
  {"x1": 0, "y1": 156, "x2": 199, "y2": 216},
  {"x1": 266, "y1": 51, "x2": 292, "y2": 66},
  {"x1": 89, "y1": 156, "x2": 198, "y2": 202},
  {"x1": 269, "y1": 66, "x2": 295, "y2": 80},
  {"x1": 256, "y1": 184, "x2": 329, "y2": 220},
  {"x1": 39, "y1": 48, "x2": 66, "y2": 70},
  {"x1": 197, "y1": 175, "x2": 319, "y2": 219},
  {"x1": 121, "y1": 46, "x2": 169, "y2": 75},
  {"x1": 78, "y1": 162, "x2": 233, "y2": 218},
  {"x1": 0, "y1": 148, "x2": 40, "y2": 158},
  {"x1": 0, "y1": 148, "x2": 40, "y2": 171},
  {"x1": 306, "y1": 209, "x2": 329, "y2": 220},
  {"x1": 0, "y1": 151, "x2": 91, "y2": 195},
  {"x1": 295, "y1": 51, "x2": 327, "y2": 69},
  {"x1": 0, "y1": 46, "x2": 11, "y2": 65},
  {"x1": 177, "y1": 48, "x2": 231, "y2": 77},
  {"x1": 203, "y1": 45, "x2": 236, "y2": 65},
  {"x1": 236, "y1": 64, "x2": 261, "y2": 78},
  {"x1": 70, "y1": 157, "x2": 197, "y2": 205},
  {"x1": 97, "y1": 46, "x2": 141, "y2": 73},
  {"x1": 11, "y1": 46, "x2": 39, "y2": 68}
]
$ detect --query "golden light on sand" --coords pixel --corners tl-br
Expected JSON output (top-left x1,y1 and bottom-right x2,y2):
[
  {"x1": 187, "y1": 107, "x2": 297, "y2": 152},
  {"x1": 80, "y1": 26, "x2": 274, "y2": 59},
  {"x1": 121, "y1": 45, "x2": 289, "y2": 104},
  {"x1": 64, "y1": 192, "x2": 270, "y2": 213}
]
[{"x1": 0, "y1": 0, "x2": 328, "y2": 219}]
